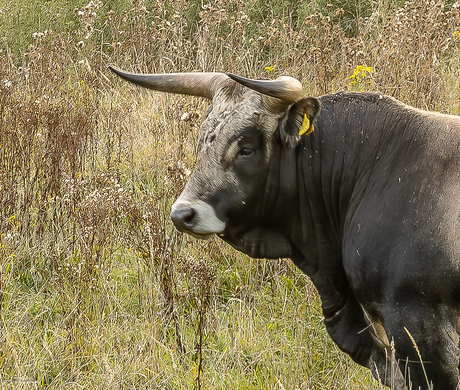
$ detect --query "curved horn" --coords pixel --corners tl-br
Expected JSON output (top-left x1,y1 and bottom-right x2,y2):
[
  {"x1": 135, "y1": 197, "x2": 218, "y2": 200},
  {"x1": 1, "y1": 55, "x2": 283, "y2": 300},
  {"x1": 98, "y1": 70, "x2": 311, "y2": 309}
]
[
  {"x1": 227, "y1": 73, "x2": 303, "y2": 112},
  {"x1": 108, "y1": 66, "x2": 227, "y2": 99}
]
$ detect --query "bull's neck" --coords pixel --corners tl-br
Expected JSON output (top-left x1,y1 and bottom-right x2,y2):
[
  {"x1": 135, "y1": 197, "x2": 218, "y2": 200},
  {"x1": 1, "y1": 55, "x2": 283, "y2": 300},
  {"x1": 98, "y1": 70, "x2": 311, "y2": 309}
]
[{"x1": 287, "y1": 92, "x2": 412, "y2": 274}]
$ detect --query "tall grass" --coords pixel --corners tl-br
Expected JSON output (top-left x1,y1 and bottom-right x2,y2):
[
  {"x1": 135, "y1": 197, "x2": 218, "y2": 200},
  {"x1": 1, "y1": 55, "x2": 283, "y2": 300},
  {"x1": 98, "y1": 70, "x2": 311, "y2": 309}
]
[{"x1": 1, "y1": 0, "x2": 460, "y2": 388}]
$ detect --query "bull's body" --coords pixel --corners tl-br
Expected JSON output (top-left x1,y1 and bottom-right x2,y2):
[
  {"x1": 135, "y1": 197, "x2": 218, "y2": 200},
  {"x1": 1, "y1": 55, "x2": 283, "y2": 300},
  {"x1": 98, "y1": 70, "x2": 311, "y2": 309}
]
[
  {"x1": 286, "y1": 92, "x2": 460, "y2": 389},
  {"x1": 109, "y1": 66, "x2": 460, "y2": 389}
]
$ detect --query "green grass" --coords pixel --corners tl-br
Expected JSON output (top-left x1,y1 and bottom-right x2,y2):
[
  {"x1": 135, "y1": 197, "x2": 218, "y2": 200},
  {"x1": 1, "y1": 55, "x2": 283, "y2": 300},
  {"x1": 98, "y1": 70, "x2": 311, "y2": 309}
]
[{"x1": 0, "y1": 248, "x2": 378, "y2": 388}]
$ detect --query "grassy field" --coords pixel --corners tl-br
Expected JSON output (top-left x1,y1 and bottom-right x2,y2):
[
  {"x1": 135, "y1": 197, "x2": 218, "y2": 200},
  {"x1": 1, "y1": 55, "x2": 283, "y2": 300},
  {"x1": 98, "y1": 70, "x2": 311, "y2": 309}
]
[{"x1": 1, "y1": 0, "x2": 460, "y2": 388}]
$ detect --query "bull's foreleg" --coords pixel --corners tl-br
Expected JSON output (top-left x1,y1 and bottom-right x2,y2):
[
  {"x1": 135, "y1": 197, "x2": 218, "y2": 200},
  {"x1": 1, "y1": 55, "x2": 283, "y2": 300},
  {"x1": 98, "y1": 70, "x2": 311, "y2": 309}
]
[
  {"x1": 383, "y1": 303, "x2": 460, "y2": 390},
  {"x1": 320, "y1": 287, "x2": 407, "y2": 389}
]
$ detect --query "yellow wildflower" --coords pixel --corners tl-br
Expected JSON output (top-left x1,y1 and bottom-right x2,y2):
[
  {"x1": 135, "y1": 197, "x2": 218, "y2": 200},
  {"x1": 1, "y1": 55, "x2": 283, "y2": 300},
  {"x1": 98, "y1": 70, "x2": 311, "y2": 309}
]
[{"x1": 349, "y1": 65, "x2": 374, "y2": 88}]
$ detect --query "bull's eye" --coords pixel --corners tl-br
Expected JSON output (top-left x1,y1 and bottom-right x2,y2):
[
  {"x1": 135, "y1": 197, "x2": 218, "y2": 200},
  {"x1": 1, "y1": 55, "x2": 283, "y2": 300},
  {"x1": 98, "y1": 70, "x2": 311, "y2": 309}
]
[{"x1": 238, "y1": 148, "x2": 255, "y2": 158}]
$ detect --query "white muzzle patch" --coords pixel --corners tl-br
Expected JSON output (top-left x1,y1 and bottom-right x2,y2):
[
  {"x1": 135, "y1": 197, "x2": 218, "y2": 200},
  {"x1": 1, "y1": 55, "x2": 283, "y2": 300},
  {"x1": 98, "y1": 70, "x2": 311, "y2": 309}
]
[{"x1": 171, "y1": 199, "x2": 226, "y2": 236}]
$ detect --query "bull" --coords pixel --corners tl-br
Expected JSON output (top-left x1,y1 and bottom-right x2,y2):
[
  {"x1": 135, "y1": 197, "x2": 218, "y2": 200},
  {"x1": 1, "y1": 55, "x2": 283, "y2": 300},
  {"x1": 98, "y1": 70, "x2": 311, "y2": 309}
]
[{"x1": 109, "y1": 65, "x2": 460, "y2": 390}]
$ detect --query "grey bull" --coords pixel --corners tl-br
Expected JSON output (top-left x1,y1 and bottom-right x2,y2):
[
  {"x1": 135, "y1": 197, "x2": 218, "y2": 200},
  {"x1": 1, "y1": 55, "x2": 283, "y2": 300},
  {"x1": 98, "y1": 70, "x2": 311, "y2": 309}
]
[{"x1": 109, "y1": 66, "x2": 460, "y2": 390}]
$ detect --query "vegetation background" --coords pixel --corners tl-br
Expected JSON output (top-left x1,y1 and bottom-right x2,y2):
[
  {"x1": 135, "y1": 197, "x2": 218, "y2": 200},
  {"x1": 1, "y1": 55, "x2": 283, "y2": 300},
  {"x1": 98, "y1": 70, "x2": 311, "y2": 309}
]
[{"x1": 1, "y1": 0, "x2": 460, "y2": 388}]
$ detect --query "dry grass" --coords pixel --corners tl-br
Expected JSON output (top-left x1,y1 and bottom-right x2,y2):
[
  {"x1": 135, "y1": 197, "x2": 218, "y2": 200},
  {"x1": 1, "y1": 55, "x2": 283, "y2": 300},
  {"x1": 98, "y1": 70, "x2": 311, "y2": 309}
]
[{"x1": 1, "y1": 0, "x2": 460, "y2": 388}]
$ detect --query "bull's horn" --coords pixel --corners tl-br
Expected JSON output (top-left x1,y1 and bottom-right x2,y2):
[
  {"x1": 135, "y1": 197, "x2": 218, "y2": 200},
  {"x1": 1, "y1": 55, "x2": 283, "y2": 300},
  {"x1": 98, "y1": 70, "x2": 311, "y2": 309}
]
[
  {"x1": 227, "y1": 73, "x2": 303, "y2": 112},
  {"x1": 108, "y1": 66, "x2": 227, "y2": 99}
]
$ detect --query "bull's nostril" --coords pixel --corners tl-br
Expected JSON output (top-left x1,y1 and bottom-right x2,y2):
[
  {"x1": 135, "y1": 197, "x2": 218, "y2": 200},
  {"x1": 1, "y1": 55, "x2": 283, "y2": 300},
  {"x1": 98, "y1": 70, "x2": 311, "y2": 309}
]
[{"x1": 183, "y1": 208, "x2": 196, "y2": 225}]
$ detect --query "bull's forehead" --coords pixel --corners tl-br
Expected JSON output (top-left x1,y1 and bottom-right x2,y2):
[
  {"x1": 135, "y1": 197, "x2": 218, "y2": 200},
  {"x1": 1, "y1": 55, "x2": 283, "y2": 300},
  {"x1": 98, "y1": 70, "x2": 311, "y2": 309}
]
[{"x1": 198, "y1": 91, "x2": 281, "y2": 152}]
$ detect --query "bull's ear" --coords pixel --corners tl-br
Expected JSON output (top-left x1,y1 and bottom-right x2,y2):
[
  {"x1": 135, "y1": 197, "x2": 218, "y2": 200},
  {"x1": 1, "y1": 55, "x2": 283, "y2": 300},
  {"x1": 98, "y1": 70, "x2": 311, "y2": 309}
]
[{"x1": 279, "y1": 97, "x2": 320, "y2": 148}]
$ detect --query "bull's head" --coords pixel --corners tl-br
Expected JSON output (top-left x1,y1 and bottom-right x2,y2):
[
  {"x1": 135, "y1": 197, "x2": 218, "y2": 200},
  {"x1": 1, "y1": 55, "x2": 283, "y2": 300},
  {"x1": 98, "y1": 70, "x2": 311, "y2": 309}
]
[{"x1": 109, "y1": 66, "x2": 319, "y2": 259}]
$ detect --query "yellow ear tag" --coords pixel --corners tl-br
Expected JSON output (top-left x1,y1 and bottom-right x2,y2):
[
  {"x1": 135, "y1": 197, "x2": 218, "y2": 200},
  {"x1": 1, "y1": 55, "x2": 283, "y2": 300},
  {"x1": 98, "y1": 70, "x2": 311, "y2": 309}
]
[{"x1": 299, "y1": 114, "x2": 314, "y2": 136}]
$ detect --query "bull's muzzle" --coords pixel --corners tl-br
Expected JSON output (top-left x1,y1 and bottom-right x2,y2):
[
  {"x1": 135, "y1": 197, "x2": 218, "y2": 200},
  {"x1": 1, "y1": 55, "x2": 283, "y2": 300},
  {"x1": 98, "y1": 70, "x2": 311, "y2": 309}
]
[{"x1": 170, "y1": 200, "x2": 226, "y2": 239}]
